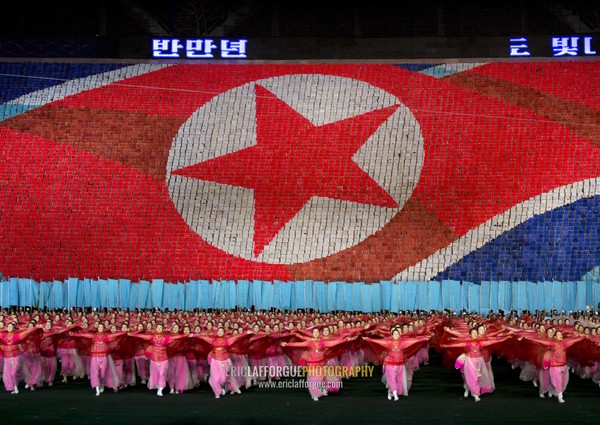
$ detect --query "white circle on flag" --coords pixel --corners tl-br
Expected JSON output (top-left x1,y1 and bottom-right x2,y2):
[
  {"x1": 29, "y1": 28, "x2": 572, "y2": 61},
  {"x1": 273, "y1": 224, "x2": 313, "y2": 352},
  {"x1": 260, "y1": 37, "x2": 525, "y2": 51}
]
[{"x1": 166, "y1": 74, "x2": 424, "y2": 264}]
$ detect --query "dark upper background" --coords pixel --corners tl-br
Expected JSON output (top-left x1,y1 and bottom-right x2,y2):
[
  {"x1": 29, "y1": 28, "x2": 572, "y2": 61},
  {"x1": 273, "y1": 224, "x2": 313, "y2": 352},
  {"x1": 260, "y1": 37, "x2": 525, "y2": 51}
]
[
  {"x1": 0, "y1": 0, "x2": 598, "y2": 38},
  {"x1": 0, "y1": 1, "x2": 598, "y2": 59}
]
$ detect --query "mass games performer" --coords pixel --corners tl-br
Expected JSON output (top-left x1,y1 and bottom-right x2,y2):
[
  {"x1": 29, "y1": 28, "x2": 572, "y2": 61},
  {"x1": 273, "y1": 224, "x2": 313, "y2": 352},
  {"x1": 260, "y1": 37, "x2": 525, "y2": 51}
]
[{"x1": 363, "y1": 325, "x2": 431, "y2": 400}]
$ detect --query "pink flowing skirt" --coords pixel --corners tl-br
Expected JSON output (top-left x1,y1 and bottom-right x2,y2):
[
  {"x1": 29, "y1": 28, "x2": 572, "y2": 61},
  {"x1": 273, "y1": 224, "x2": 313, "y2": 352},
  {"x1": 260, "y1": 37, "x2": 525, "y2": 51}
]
[
  {"x1": 42, "y1": 356, "x2": 57, "y2": 384},
  {"x1": 167, "y1": 355, "x2": 193, "y2": 392},
  {"x1": 187, "y1": 358, "x2": 199, "y2": 387},
  {"x1": 208, "y1": 356, "x2": 232, "y2": 397},
  {"x1": 90, "y1": 356, "x2": 119, "y2": 389},
  {"x1": 538, "y1": 367, "x2": 551, "y2": 394},
  {"x1": 22, "y1": 352, "x2": 43, "y2": 387},
  {"x1": 196, "y1": 356, "x2": 209, "y2": 382},
  {"x1": 134, "y1": 356, "x2": 150, "y2": 381},
  {"x1": 57, "y1": 348, "x2": 84, "y2": 378},
  {"x1": 324, "y1": 357, "x2": 341, "y2": 393},
  {"x1": 548, "y1": 365, "x2": 569, "y2": 396},
  {"x1": 383, "y1": 364, "x2": 408, "y2": 396},
  {"x1": 148, "y1": 360, "x2": 168, "y2": 390},
  {"x1": 123, "y1": 358, "x2": 136, "y2": 386},
  {"x1": 306, "y1": 367, "x2": 325, "y2": 398},
  {"x1": 249, "y1": 357, "x2": 267, "y2": 381},
  {"x1": 2, "y1": 355, "x2": 22, "y2": 391},
  {"x1": 228, "y1": 354, "x2": 251, "y2": 390},
  {"x1": 463, "y1": 356, "x2": 493, "y2": 397}
]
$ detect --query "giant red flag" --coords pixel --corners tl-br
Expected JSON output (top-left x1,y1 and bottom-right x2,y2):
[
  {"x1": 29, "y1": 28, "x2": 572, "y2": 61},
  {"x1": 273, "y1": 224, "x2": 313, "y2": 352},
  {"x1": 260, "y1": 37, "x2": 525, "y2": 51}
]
[{"x1": 1, "y1": 63, "x2": 599, "y2": 282}]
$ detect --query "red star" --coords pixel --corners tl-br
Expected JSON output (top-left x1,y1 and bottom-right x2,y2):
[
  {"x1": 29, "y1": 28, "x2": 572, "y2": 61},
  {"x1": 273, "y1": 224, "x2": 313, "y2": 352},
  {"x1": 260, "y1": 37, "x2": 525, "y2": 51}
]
[{"x1": 172, "y1": 84, "x2": 399, "y2": 257}]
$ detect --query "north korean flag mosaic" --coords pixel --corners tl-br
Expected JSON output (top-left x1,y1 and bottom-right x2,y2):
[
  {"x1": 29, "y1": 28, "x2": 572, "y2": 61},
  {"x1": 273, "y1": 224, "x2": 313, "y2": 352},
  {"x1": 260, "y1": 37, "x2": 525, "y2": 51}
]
[{"x1": 1, "y1": 62, "x2": 599, "y2": 288}]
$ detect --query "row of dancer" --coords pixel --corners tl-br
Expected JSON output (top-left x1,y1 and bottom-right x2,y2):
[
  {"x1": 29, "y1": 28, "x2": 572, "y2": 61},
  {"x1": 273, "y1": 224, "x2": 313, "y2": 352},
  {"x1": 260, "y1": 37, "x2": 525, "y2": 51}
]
[
  {"x1": 0, "y1": 309, "x2": 435, "y2": 399},
  {"x1": 438, "y1": 315, "x2": 600, "y2": 403},
  {"x1": 1, "y1": 308, "x2": 600, "y2": 402}
]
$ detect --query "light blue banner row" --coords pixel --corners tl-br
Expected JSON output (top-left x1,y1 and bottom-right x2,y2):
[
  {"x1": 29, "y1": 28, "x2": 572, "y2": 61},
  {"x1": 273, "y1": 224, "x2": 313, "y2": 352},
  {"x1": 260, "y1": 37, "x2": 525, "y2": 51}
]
[{"x1": 1, "y1": 278, "x2": 599, "y2": 313}]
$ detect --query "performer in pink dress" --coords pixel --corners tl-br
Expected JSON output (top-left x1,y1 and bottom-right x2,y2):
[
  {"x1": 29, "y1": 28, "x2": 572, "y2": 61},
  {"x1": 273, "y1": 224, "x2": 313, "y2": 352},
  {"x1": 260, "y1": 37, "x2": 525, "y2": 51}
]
[
  {"x1": 246, "y1": 324, "x2": 270, "y2": 385},
  {"x1": 0, "y1": 323, "x2": 42, "y2": 394},
  {"x1": 21, "y1": 321, "x2": 43, "y2": 390},
  {"x1": 282, "y1": 327, "x2": 355, "y2": 401},
  {"x1": 522, "y1": 330, "x2": 586, "y2": 403},
  {"x1": 191, "y1": 327, "x2": 249, "y2": 398},
  {"x1": 321, "y1": 326, "x2": 344, "y2": 393},
  {"x1": 69, "y1": 324, "x2": 126, "y2": 396},
  {"x1": 119, "y1": 323, "x2": 137, "y2": 388},
  {"x1": 56, "y1": 319, "x2": 85, "y2": 382},
  {"x1": 132, "y1": 323, "x2": 150, "y2": 384},
  {"x1": 103, "y1": 324, "x2": 125, "y2": 392},
  {"x1": 237, "y1": 327, "x2": 258, "y2": 391},
  {"x1": 363, "y1": 326, "x2": 430, "y2": 400},
  {"x1": 528, "y1": 326, "x2": 555, "y2": 398},
  {"x1": 167, "y1": 323, "x2": 193, "y2": 394},
  {"x1": 182, "y1": 325, "x2": 200, "y2": 388},
  {"x1": 264, "y1": 325, "x2": 288, "y2": 382},
  {"x1": 192, "y1": 324, "x2": 210, "y2": 384},
  {"x1": 128, "y1": 323, "x2": 188, "y2": 396},
  {"x1": 39, "y1": 321, "x2": 70, "y2": 387},
  {"x1": 440, "y1": 327, "x2": 509, "y2": 402}
]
